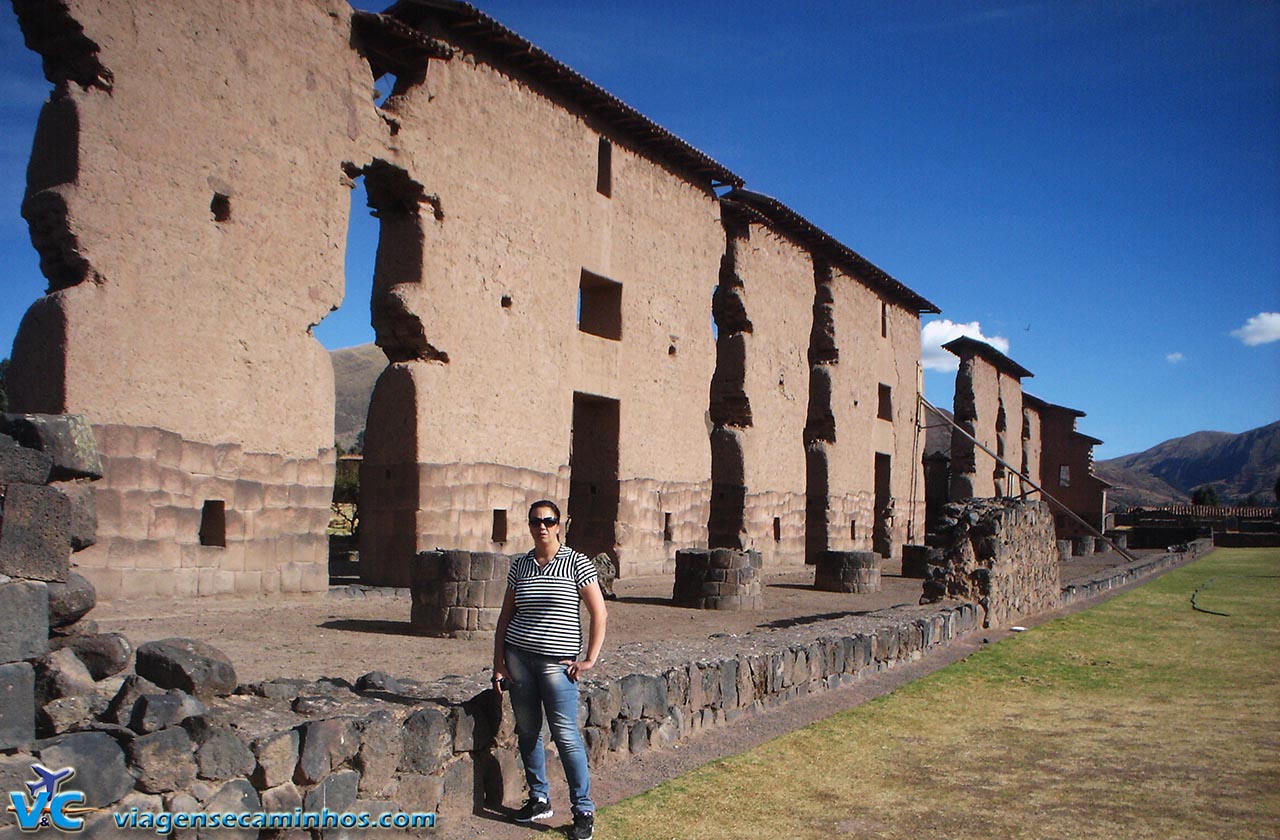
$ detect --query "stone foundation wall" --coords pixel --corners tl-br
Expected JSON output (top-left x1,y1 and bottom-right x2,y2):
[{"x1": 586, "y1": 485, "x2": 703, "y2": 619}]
[
  {"x1": 78, "y1": 425, "x2": 332, "y2": 600},
  {"x1": 923, "y1": 498, "x2": 1060, "y2": 628},
  {"x1": 615, "y1": 477, "x2": 711, "y2": 578},
  {"x1": 742, "y1": 490, "x2": 807, "y2": 568},
  {"x1": 363, "y1": 464, "x2": 711, "y2": 587}
]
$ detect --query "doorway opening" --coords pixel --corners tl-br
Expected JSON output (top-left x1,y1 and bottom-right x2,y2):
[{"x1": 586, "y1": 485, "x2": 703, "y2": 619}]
[
  {"x1": 567, "y1": 393, "x2": 620, "y2": 565},
  {"x1": 873, "y1": 452, "x2": 892, "y2": 558}
]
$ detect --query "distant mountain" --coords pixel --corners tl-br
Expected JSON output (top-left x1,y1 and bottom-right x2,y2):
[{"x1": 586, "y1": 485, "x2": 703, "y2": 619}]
[
  {"x1": 1096, "y1": 420, "x2": 1280, "y2": 508},
  {"x1": 331, "y1": 343, "x2": 385, "y2": 450}
]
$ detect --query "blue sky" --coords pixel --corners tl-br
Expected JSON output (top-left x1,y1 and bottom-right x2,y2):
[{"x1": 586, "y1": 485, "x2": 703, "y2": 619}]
[{"x1": 1, "y1": 1, "x2": 1277, "y2": 458}]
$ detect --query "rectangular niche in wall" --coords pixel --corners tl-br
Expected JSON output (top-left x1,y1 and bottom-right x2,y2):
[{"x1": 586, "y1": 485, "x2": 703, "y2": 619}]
[
  {"x1": 877, "y1": 384, "x2": 893, "y2": 420},
  {"x1": 578, "y1": 269, "x2": 623, "y2": 340},
  {"x1": 199, "y1": 500, "x2": 227, "y2": 547}
]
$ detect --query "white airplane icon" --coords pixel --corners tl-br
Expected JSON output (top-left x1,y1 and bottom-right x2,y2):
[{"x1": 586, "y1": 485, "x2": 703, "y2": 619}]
[{"x1": 25, "y1": 765, "x2": 75, "y2": 798}]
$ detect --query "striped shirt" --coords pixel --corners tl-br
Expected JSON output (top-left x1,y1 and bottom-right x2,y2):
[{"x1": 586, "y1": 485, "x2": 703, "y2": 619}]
[{"x1": 505, "y1": 544, "x2": 599, "y2": 660}]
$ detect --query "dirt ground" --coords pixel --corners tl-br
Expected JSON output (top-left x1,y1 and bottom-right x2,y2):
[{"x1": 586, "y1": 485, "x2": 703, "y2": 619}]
[
  {"x1": 91, "y1": 561, "x2": 938, "y2": 686},
  {"x1": 89, "y1": 552, "x2": 1151, "y2": 839}
]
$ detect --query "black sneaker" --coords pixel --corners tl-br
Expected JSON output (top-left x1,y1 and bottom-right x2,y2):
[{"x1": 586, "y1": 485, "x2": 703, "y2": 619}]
[
  {"x1": 569, "y1": 811, "x2": 594, "y2": 840},
  {"x1": 513, "y1": 798, "x2": 553, "y2": 823}
]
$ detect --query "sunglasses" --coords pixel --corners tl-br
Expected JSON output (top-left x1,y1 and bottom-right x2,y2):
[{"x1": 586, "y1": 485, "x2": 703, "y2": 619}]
[{"x1": 529, "y1": 516, "x2": 559, "y2": 528}]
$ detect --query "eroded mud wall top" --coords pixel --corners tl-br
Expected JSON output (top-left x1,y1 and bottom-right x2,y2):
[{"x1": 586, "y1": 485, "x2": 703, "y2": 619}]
[
  {"x1": 9, "y1": 0, "x2": 386, "y2": 457},
  {"x1": 946, "y1": 336, "x2": 1031, "y2": 500}
]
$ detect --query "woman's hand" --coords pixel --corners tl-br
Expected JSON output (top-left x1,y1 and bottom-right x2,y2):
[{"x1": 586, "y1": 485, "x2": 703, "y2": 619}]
[
  {"x1": 559, "y1": 658, "x2": 596, "y2": 682},
  {"x1": 491, "y1": 663, "x2": 512, "y2": 693}
]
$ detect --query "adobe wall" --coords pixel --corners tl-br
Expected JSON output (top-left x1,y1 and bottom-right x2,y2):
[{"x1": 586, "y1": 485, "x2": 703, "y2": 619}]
[
  {"x1": 709, "y1": 221, "x2": 814, "y2": 566},
  {"x1": 8, "y1": 0, "x2": 387, "y2": 597},
  {"x1": 1021, "y1": 402, "x2": 1043, "y2": 501},
  {"x1": 7, "y1": 0, "x2": 934, "y2": 597},
  {"x1": 358, "y1": 20, "x2": 722, "y2": 582},
  {"x1": 950, "y1": 354, "x2": 1027, "y2": 500},
  {"x1": 1036, "y1": 406, "x2": 1106, "y2": 537},
  {"x1": 825, "y1": 267, "x2": 926, "y2": 560}
]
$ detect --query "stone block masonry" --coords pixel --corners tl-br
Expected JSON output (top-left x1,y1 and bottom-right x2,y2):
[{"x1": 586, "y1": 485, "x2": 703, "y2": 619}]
[
  {"x1": 77, "y1": 424, "x2": 333, "y2": 599},
  {"x1": 672, "y1": 548, "x2": 764, "y2": 610},
  {"x1": 410, "y1": 550, "x2": 510, "y2": 638},
  {"x1": 814, "y1": 550, "x2": 882, "y2": 593}
]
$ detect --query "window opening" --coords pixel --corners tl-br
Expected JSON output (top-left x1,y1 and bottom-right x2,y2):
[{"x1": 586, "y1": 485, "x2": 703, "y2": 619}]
[
  {"x1": 1059, "y1": 465, "x2": 1071, "y2": 487},
  {"x1": 880, "y1": 302, "x2": 888, "y2": 337},
  {"x1": 597, "y1": 138, "x2": 612, "y2": 197},
  {"x1": 492, "y1": 509, "x2": 508, "y2": 544},
  {"x1": 199, "y1": 500, "x2": 226, "y2": 547},
  {"x1": 773, "y1": 517, "x2": 782, "y2": 542},
  {"x1": 663, "y1": 512, "x2": 673, "y2": 542},
  {"x1": 577, "y1": 269, "x2": 622, "y2": 340},
  {"x1": 877, "y1": 384, "x2": 893, "y2": 420}
]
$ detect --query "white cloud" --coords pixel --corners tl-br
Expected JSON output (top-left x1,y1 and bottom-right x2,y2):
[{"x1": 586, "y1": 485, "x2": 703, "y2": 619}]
[
  {"x1": 1165, "y1": 352, "x2": 1185, "y2": 364},
  {"x1": 1230, "y1": 312, "x2": 1280, "y2": 346},
  {"x1": 920, "y1": 319, "x2": 1010, "y2": 372}
]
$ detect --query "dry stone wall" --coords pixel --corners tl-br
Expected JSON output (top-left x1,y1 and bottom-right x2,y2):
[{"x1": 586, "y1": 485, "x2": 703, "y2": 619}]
[{"x1": 922, "y1": 499, "x2": 1061, "y2": 628}]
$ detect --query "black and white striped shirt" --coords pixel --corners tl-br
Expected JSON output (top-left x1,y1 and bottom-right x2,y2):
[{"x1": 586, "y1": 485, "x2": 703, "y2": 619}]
[{"x1": 505, "y1": 544, "x2": 599, "y2": 660}]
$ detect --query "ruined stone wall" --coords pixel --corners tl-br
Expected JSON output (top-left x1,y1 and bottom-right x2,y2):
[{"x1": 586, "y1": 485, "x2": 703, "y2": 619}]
[
  {"x1": 923, "y1": 499, "x2": 1060, "y2": 628},
  {"x1": 825, "y1": 268, "x2": 926, "y2": 560},
  {"x1": 8, "y1": 0, "x2": 388, "y2": 596},
  {"x1": 359, "y1": 21, "x2": 722, "y2": 580}
]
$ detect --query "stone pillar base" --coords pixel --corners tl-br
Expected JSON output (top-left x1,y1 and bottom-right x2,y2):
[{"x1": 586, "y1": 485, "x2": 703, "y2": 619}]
[
  {"x1": 410, "y1": 550, "x2": 510, "y2": 638},
  {"x1": 672, "y1": 548, "x2": 763, "y2": 610},
  {"x1": 1056, "y1": 539, "x2": 1073, "y2": 563},
  {"x1": 814, "y1": 550, "x2": 881, "y2": 593},
  {"x1": 1071, "y1": 536, "x2": 1094, "y2": 557}
]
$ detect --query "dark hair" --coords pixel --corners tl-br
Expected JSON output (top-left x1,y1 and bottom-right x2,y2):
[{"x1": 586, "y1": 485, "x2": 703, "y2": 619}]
[{"x1": 528, "y1": 499, "x2": 561, "y2": 522}]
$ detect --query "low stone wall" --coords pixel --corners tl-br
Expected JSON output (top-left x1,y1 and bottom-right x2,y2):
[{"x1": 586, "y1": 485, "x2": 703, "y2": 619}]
[
  {"x1": 922, "y1": 499, "x2": 1060, "y2": 628},
  {"x1": 1060, "y1": 538, "x2": 1212, "y2": 606}
]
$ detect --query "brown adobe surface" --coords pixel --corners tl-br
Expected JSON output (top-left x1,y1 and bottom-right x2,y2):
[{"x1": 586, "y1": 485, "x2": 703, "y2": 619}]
[{"x1": 93, "y1": 561, "x2": 933, "y2": 686}]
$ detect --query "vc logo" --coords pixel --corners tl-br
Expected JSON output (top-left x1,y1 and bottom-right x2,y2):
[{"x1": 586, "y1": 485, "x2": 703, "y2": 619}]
[{"x1": 6, "y1": 764, "x2": 90, "y2": 832}]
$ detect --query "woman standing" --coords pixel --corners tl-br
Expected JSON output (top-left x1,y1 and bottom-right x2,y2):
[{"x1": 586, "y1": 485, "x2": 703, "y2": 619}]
[{"x1": 493, "y1": 500, "x2": 608, "y2": 840}]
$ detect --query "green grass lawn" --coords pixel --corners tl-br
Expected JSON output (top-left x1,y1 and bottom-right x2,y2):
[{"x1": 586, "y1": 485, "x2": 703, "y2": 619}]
[{"x1": 600, "y1": 548, "x2": 1280, "y2": 840}]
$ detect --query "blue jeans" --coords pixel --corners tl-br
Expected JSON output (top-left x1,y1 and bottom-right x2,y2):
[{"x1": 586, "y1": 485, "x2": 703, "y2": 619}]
[{"x1": 504, "y1": 645, "x2": 594, "y2": 815}]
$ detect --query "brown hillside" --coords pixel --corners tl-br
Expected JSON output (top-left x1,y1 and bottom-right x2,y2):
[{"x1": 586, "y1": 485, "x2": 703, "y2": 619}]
[{"x1": 330, "y1": 343, "x2": 384, "y2": 449}]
